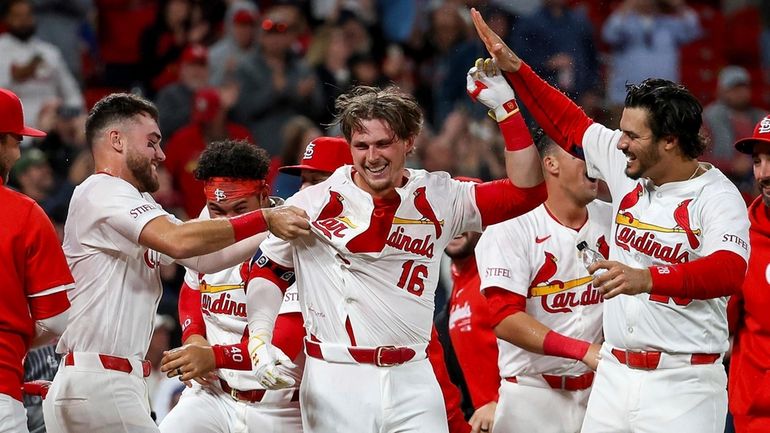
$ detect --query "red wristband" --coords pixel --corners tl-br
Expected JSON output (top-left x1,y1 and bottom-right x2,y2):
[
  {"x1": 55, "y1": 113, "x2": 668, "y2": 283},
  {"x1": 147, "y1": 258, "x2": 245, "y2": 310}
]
[
  {"x1": 212, "y1": 343, "x2": 252, "y2": 370},
  {"x1": 542, "y1": 330, "x2": 590, "y2": 361},
  {"x1": 498, "y1": 112, "x2": 533, "y2": 151},
  {"x1": 229, "y1": 209, "x2": 267, "y2": 242}
]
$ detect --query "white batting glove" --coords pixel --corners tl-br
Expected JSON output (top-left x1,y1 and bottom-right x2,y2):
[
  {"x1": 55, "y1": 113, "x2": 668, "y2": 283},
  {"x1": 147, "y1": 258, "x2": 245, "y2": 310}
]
[
  {"x1": 248, "y1": 334, "x2": 297, "y2": 389},
  {"x1": 466, "y1": 58, "x2": 519, "y2": 122}
]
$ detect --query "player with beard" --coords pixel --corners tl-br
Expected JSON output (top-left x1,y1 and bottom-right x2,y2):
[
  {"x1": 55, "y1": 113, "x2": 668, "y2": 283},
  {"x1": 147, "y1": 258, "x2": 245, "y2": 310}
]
[
  {"x1": 727, "y1": 116, "x2": 770, "y2": 432},
  {"x1": 42, "y1": 93, "x2": 310, "y2": 433},
  {"x1": 470, "y1": 8, "x2": 749, "y2": 433},
  {"x1": 443, "y1": 177, "x2": 501, "y2": 433}
]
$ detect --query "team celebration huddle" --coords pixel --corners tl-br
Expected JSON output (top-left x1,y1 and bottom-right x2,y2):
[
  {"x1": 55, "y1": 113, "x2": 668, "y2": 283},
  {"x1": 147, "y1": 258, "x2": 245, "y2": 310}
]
[{"x1": 4, "y1": 5, "x2": 770, "y2": 433}]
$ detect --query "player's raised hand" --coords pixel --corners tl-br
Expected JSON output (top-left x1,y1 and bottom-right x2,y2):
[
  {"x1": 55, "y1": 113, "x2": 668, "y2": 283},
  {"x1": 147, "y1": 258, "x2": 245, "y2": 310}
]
[
  {"x1": 264, "y1": 205, "x2": 311, "y2": 240},
  {"x1": 470, "y1": 8, "x2": 522, "y2": 73},
  {"x1": 248, "y1": 334, "x2": 297, "y2": 389},
  {"x1": 466, "y1": 58, "x2": 518, "y2": 122},
  {"x1": 589, "y1": 260, "x2": 653, "y2": 299}
]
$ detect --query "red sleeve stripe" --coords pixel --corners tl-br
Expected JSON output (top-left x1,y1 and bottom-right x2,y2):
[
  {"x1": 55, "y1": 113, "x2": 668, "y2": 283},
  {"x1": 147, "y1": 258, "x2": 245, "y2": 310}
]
[
  {"x1": 29, "y1": 290, "x2": 70, "y2": 320},
  {"x1": 483, "y1": 287, "x2": 527, "y2": 328},
  {"x1": 27, "y1": 283, "x2": 74, "y2": 298}
]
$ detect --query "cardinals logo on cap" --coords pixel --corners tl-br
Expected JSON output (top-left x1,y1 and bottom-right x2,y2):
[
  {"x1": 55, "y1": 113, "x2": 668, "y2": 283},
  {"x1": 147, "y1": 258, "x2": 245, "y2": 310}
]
[
  {"x1": 303, "y1": 142, "x2": 316, "y2": 160},
  {"x1": 760, "y1": 117, "x2": 770, "y2": 134}
]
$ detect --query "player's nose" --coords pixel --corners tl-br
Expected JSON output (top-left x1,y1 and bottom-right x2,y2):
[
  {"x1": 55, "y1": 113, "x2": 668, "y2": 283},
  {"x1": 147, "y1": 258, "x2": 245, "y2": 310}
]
[{"x1": 155, "y1": 146, "x2": 166, "y2": 162}]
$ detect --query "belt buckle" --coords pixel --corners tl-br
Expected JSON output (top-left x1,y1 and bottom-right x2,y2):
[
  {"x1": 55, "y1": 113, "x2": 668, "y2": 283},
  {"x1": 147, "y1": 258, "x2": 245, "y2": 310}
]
[
  {"x1": 374, "y1": 346, "x2": 397, "y2": 367},
  {"x1": 229, "y1": 388, "x2": 239, "y2": 401}
]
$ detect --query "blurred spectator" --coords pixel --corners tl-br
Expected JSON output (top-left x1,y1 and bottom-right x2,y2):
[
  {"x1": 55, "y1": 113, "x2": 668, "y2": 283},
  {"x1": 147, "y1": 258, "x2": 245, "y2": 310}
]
[
  {"x1": 155, "y1": 44, "x2": 209, "y2": 139},
  {"x1": 377, "y1": 0, "x2": 418, "y2": 44},
  {"x1": 421, "y1": 3, "x2": 480, "y2": 127},
  {"x1": 512, "y1": 0, "x2": 600, "y2": 103},
  {"x1": 231, "y1": 6, "x2": 323, "y2": 156},
  {"x1": 348, "y1": 53, "x2": 387, "y2": 87},
  {"x1": 139, "y1": 0, "x2": 209, "y2": 95},
  {"x1": 307, "y1": 24, "x2": 352, "y2": 125},
  {"x1": 382, "y1": 43, "x2": 417, "y2": 95},
  {"x1": 602, "y1": 0, "x2": 701, "y2": 111},
  {"x1": 30, "y1": 0, "x2": 94, "y2": 82},
  {"x1": 95, "y1": 0, "x2": 156, "y2": 89},
  {"x1": 703, "y1": 66, "x2": 766, "y2": 198},
  {"x1": 209, "y1": 2, "x2": 258, "y2": 86},
  {"x1": 270, "y1": 115, "x2": 322, "y2": 198},
  {"x1": 36, "y1": 104, "x2": 87, "y2": 180},
  {"x1": 10, "y1": 147, "x2": 73, "y2": 216},
  {"x1": 0, "y1": 0, "x2": 84, "y2": 133},
  {"x1": 163, "y1": 87, "x2": 252, "y2": 219}
]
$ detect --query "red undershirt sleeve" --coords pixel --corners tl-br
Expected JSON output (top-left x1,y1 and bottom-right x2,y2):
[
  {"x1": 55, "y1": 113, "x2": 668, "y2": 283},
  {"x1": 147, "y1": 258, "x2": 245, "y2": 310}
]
[
  {"x1": 29, "y1": 291, "x2": 70, "y2": 320},
  {"x1": 484, "y1": 287, "x2": 527, "y2": 328},
  {"x1": 179, "y1": 282, "x2": 207, "y2": 342},
  {"x1": 649, "y1": 250, "x2": 746, "y2": 299},
  {"x1": 504, "y1": 62, "x2": 594, "y2": 157},
  {"x1": 474, "y1": 180, "x2": 548, "y2": 227}
]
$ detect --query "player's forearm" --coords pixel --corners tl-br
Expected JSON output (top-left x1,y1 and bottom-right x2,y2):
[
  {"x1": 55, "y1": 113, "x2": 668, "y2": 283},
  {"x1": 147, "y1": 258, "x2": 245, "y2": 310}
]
[
  {"x1": 177, "y1": 232, "x2": 267, "y2": 274},
  {"x1": 503, "y1": 62, "x2": 593, "y2": 156},
  {"x1": 494, "y1": 312, "x2": 551, "y2": 355},
  {"x1": 649, "y1": 250, "x2": 747, "y2": 299},
  {"x1": 245, "y1": 277, "x2": 284, "y2": 338},
  {"x1": 498, "y1": 114, "x2": 544, "y2": 188},
  {"x1": 179, "y1": 283, "x2": 207, "y2": 342},
  {"x1": 142, "y1": 210, "x2": 268, "y2": 259}
]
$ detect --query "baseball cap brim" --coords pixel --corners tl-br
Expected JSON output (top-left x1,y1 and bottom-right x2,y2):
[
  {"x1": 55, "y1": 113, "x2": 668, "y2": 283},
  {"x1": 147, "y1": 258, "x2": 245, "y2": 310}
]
[
  {"x1": 19, "y1": 125, "x2": 46, "y2": 137},
  {"x1": 734, "y1": 137, "x2": 770, "y2": 154},
  {"x1": 278, "y1": 164, "x2": 331, "y2": 176}
]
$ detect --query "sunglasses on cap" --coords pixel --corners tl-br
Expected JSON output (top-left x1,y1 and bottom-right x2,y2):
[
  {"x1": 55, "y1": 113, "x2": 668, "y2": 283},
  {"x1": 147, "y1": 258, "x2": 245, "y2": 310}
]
[{"x1": 262, "y1": 19, "x2": 290, "y2": 33}]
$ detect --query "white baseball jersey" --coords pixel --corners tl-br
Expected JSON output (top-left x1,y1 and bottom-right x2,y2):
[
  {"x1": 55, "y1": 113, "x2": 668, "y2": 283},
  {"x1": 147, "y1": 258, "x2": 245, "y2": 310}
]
[
  {"x1": 183, "y1": 265, "x2": 301, "y2": 392},
  {"x1": 59, "y1": 173, "x2": 176, "y2": 358},
  {"x1": 477, "y1": 202, "x2": 611, "y2": 378},
  {"x1": 582, "y1": 123, "x2": 750, "y2": 354},
  {"x1": 258, "y1": 166, "x2": 482, "y2": 347}
]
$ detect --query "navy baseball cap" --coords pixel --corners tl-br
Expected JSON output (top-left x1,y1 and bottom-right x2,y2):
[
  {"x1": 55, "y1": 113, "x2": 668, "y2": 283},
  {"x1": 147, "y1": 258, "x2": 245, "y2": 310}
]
[{"x1": 734, "y1": 115, "x2": 770, "y2": 154}]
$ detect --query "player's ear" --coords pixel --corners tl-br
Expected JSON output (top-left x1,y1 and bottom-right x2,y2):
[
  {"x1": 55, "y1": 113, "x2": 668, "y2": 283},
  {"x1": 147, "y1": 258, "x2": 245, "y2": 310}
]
[
  {"x1": 109, "y1": 130, "x2": 124, "y2": 152},
  {"x1": 542, "y1": 154, "x2": 558, "y2": 175},
  {"x1": 405, "y1": 136, "x2": 416, "y2": 154}
]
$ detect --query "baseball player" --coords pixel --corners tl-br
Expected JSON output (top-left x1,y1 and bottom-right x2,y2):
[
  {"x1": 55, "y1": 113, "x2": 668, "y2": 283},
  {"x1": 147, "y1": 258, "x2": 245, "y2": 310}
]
[
  {"x1": 476, "y1": 133, "x2": 610, "y2": 433},
  {"x1": 444, "y1": 177, "x2": 500, "y2": 433},
  {"x1": 243, "y1": 80, "x2": 547, "y2": 433},
  {"x1": 157, "y1": 139, "x2": 304, "y2": 433},
  {"x1": 278, "y1": 137, "x2": 473, "y2": 433},
  {"x1": 0, "y1": 88, "x2": 73, "y2": 433},
  {"x1": 41, "y1": 93, "x2": 311, "y2": 433},
  {"x1": 728, "y1": 115, "x2": 770, "y2": 432},
  {"x1": 470, "y1": 9, "x2": 750, "y2": 433}
]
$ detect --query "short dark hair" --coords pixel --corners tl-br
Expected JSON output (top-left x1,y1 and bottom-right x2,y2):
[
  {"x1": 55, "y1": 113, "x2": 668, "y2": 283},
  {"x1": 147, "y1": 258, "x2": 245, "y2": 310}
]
[
  {"x1": 195, "y1": 140, "x2": 269, "y2": 181},
  {"x1": 333, "y1": 85, "x2": 423, "y2": 142},
  {"x1": 85, "y1": 93, "x2": 159, "y2": 148},
  {"x1": 624, "y1": 79, "x2": 705, "y2": 159},
  {"x1": 532, "y1": 127, "x2": 558, "y2": 158}
]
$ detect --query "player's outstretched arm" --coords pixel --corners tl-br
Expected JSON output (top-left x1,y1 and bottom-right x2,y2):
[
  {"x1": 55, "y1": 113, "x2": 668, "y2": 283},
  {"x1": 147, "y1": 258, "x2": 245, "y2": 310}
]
[
  {"x1": 176, "y1": 232, "x2": 268, "y2": 274},
  {"x1": 469, "y1": 8, "x2": 594, "y2": 156},
  {"x1": 486, "y1": 287, "x2": 601, "y2": 370},
  {"x1": 139, "y1": 205, "x2": 309, "y2": 259}
]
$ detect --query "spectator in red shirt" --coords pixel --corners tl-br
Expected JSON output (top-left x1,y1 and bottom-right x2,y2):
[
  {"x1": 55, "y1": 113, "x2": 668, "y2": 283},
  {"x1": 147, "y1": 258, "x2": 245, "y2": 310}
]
[
  {"x1": 0, "y1": 87, "x2": 73, "y2": 433},
  {"x1": 163, "y1": 87, "x2": 252, "y2": 219}
]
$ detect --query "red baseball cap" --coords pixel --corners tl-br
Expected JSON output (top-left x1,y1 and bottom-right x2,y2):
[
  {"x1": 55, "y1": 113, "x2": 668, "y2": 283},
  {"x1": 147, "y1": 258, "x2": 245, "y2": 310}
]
[
  {"x1": 181, "y1": 44, "x2": 208, "y2": 65},
  {"x1": 734, "y1": 114, "x2": 770, "y2": 154},
  {"x1": 0, "y1": 88, "x2": 45, "y2": 137},
  {"x1": 192, "y1": 88, "x2": 221, "y2": 124},
  {"x1": 233, "y1": 9, "x2": 257, "y2": 25},
  {"x1": 279, "y1": 137, "x2": 352, "y2": 176}
]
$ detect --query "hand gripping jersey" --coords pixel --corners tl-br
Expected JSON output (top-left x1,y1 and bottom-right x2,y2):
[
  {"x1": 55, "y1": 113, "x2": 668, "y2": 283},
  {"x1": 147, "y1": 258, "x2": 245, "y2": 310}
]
[
  {"x1": 582, "y1": 124, "x2": 750, "y2": 354},
  {"x1": 258, "y1": 166, "x2": 483, "y2": 347},
  {"x1": 477, "y1": 202, "x2": 611, "y2": 378}
]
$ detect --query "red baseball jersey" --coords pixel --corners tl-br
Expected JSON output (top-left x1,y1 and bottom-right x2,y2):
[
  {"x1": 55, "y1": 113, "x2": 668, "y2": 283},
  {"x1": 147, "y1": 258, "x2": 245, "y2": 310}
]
[
  {"x1": 0, "y1": 183, "x2": 73, "y2": 401},
  {"x1": 729, "y1": 196, "x2": 770, "y2": 428},
  {"x1": 447, "y1": 257, "x2": 500, "y2": 408}
]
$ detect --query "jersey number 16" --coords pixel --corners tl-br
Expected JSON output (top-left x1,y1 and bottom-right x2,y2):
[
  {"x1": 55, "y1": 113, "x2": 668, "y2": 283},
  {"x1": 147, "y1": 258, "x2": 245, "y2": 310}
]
[{"x1": 397, "y1": 260, "x2": 428, "y2": 297}]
